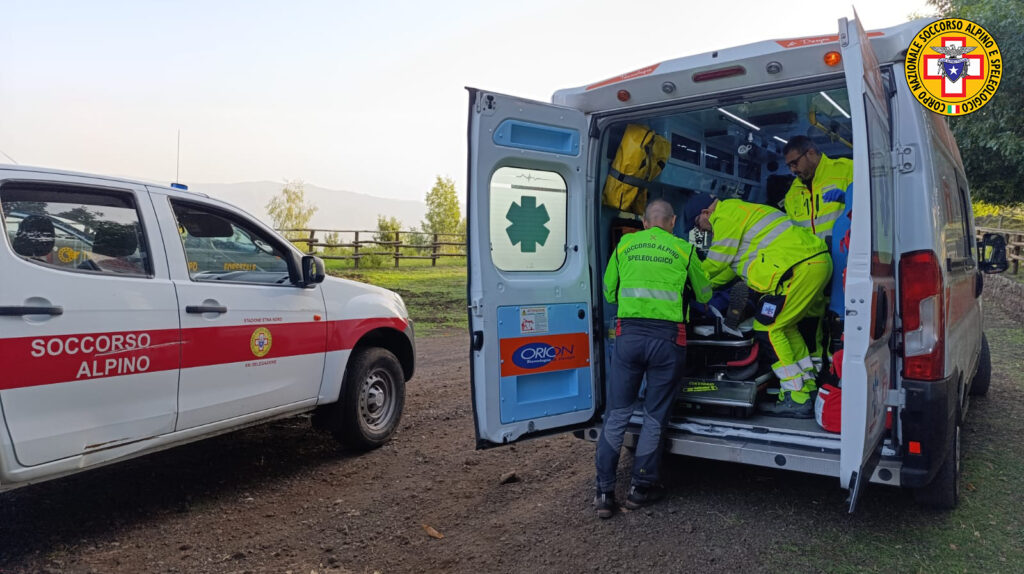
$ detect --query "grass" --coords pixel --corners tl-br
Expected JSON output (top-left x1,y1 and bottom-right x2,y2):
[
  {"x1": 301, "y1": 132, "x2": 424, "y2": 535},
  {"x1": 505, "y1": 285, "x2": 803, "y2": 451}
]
[
  {"x1": 765, "y1": 309, "x2": 1024, "y2": 574},
  {"x1": 329, "y1": 265, "x2": 467, "y2": 336}
]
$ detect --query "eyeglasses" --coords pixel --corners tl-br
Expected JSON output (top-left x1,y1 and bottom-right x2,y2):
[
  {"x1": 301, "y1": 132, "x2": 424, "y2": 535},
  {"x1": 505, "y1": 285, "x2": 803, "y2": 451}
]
[{"x1": 786, "y1": 150, "x2": 810, "y2": 170}]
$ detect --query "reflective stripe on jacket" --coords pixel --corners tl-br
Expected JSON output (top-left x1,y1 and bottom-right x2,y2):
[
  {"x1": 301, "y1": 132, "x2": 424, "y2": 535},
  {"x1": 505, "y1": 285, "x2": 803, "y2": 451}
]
[
  {"x1": 603, "y1": 226, "x2": 712, "y2": 322},
  {"x1": 702, "y1": 199, "x2": 828, "y2": 294},
  {"x1": 784, "y1": 154, "x2": 852, "y2": 240}
]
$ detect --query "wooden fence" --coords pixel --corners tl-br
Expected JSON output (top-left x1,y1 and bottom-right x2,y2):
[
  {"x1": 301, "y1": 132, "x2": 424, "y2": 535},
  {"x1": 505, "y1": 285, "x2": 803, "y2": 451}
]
[
  {"x1": 278, "y1": 228, "x2": 466, "y2": 268},
  {"x1": 976, "y1": 226, "x2": 1024, "y2": 275}
]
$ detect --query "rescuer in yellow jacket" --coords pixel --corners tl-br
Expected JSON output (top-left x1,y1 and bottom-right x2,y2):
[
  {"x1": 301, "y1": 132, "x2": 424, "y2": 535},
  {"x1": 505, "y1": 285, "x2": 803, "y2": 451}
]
[
  {"x1": 782, "y1": 135, "x2": 852, "y2": 364},
  {"x1": 782, "y1": 135, "x2": 851, "y2": 242},
  {"x1": 595, "y1": 199, "x2": 711, "y2": 518},
  {"x1": 685, "y1": 195, "x2": 831, "y2": 418}
]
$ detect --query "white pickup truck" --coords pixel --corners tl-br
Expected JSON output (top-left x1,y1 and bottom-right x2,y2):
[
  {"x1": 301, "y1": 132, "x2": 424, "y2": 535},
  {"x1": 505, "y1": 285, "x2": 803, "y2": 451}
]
[{"x1": 0, "y1": 165, "x2": 414, "y2": 491}]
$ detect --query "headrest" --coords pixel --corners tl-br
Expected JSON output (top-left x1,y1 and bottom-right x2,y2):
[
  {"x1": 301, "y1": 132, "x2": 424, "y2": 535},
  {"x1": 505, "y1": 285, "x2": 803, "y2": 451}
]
[
  {"x1": 13, "y1": 214, "x2": 55, "y2": 258},
  {"x1": 92, "y1": 222, "x2": 139, "y2": 258}
]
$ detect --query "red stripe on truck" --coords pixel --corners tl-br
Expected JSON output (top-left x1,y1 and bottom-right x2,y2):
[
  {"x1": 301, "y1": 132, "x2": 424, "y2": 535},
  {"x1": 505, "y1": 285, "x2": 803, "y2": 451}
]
[{"x1": 0, "y1": 317, "x2": 408, "y2": 390}]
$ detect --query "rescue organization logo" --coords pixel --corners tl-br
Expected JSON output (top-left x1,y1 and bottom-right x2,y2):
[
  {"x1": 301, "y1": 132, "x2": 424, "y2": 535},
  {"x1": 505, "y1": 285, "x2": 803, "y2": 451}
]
[
  {"x1": 905, "y1": 18, "x2": 1001, "y2": 116},
  {"x1": 250, "y1": 327, "x2": 273, "y2": 358},
  {"x1": 512, "y1": 342, "x2": 575, "y2": 370}
]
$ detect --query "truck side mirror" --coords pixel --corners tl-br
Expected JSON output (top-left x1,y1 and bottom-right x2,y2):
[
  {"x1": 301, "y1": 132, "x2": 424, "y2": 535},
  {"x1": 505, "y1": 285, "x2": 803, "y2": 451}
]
[
  {"x1": 977, "y1": 233, "x2": 1009, "y2": 274},
  {"x1": 301, "y1": 255, "x2": 326, "y2": 285}
]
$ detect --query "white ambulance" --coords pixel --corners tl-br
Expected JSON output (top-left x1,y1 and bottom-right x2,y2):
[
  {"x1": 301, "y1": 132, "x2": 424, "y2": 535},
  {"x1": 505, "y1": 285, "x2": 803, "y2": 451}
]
[
  {"x1": 467, "y1": 16, "x2": 1008, "y2": 510},
  {"x1": 0, "y1": 166, "x2": 414, "y2": 491}
]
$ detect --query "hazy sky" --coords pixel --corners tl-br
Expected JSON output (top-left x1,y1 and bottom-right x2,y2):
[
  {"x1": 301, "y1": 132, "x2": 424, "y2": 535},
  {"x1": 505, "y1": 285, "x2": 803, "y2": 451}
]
[{"x1": 1, "y1": 0, "x2": 935, "y2": 202}]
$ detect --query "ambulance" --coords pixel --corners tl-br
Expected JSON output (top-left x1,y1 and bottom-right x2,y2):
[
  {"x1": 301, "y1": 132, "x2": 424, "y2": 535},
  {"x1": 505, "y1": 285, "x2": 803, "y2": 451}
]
[
  {"x1": 467, "y1": 16, "x2": 1008, "y2": 510},
  {"x1": 0, "y1": 166, "x2": 414, "y2": 491}
]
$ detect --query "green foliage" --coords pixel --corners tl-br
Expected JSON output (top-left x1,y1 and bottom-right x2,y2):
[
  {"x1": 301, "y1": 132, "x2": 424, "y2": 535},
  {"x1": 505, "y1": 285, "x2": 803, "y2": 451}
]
[
  {"x1": 422, "y1": 175, "x2": 462, "y2": 238},
  {"x1": 930, "y1": 0, "x2": 1024, "y2": 205},
  {"x1": 374, "y1": 215, "x2": 402, "y2": 245},
  {"x1": 973, "y1": 199, "x2": 1024, "y2": 229},
  {"x1": 266, "y1": 180, "x2": 317, "y2": 241}
]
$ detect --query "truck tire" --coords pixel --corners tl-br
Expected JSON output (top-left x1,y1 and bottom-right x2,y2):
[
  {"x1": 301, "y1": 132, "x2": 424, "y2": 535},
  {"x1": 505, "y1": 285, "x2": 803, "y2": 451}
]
[
  {"x1": 913, "y1": 423, "x2": 960, "y2": 509},
  {"x1": 969, "y1": 334, "x2": 991, "y2": 397},
  {"x1": 331, "y1": 347, "x2": 405, "y2": 450}
]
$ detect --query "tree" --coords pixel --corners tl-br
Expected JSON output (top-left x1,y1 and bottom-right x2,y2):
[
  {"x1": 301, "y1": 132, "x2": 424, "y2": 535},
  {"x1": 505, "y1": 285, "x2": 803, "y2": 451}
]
[
  {"x1": 266, "y1": 180, "x2": 317, "y2": 240},
  {"x1": 929, "y1": 0, "x2": 1024, "y2": 205},
  {"x1": 422, "y1": 175, "x2": 462, "y2": 238},
  {"x1": 374, "y1": 215, "x2": 402, "y2": 245}
]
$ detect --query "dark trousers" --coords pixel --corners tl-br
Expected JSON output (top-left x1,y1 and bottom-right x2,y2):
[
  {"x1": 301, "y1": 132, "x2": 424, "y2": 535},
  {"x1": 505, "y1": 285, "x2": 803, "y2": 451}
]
[{"x1": 595, "y1": 333, "x2": 687, "y2": 493}]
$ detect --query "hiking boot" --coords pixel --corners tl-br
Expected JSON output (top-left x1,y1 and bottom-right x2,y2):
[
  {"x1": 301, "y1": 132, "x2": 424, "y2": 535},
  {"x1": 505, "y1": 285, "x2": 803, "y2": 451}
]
[
  {"x1": 594, "y1": 491, "x2": 616, "y2": 519},
  {"x1": 624, "y1": 484, "x2": 666, "y2": 510},
  {"x1": 758, "y1": 395, "x2": 814, "y2": 419}
]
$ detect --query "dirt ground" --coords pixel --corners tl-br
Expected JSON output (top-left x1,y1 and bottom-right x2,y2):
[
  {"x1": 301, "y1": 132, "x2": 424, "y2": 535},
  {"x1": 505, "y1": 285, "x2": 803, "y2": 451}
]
[{"x1": 1, "y1": 291, "x2": 1022, "y2": 574}]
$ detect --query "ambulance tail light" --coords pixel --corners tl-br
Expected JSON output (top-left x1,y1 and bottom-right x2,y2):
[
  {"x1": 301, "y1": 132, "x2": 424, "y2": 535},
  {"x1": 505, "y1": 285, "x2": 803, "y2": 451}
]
[{"x1": 900, "y1": 250, "x2": 945, "y2": 381}]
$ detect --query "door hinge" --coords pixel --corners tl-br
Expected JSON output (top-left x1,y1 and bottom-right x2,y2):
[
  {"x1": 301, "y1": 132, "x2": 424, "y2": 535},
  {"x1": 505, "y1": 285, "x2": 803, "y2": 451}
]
[
  {"x1": 886, "y1": 388, "x2": 906, "y2": 408},
  {"x1": 893, "y1": 144, "x2": 916, "y2": 173},
  {"x1": 469, "y1": 298, "x2": 484, "y2": 317}
]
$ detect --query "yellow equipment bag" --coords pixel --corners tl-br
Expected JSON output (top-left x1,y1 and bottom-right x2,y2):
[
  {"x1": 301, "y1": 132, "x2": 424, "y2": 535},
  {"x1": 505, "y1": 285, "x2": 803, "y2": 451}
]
[{"x1": 602, "y1": 124, "x2": 670, "y2": 215}]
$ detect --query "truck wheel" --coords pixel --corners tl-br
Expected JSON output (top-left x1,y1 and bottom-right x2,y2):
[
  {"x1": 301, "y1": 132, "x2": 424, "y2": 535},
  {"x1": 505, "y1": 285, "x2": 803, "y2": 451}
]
[
  {"x1": 913, "y1": 423, "x2": 960, "y2": 509},
  {"x1": 969, "y1": 334, "x2": 991, "y2": 397},
  {"x1": 332, "y1": 348, "x2": 405, "y2": 450}
]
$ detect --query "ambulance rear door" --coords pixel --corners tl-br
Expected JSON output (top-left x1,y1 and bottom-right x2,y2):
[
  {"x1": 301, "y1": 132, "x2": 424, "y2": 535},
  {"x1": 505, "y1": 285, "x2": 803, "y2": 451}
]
[
  {"x1": 836, "y1": 13, "x2": 897, "y2": 512},
  {"x1": 467, "y1": 89, "x2": 598, "y2": 447}
]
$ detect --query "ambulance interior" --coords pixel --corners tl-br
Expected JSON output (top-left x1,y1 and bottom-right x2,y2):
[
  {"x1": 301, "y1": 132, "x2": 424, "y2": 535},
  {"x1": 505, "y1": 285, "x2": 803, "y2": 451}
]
[{"x1": 596, "y1": 82, "x2": 856, "y2": 436}]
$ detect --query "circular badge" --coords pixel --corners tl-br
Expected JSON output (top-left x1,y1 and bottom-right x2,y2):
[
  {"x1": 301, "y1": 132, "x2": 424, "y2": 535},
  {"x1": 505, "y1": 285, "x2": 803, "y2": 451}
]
[
  {"x1": 250, "y1": 327, "x2": 273, "y2": 358},
  {"x1": 905, "y1": 18, "x2": 1001, "y2": 116}
]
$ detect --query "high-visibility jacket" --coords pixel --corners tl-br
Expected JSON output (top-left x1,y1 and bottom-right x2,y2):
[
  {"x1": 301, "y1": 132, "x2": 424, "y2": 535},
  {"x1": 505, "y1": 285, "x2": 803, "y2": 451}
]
[
  {"x1": 702, "y1": 199, "x2": 828, "y2": 294},
  {"x1": 784, "y1": 154, "x2": 852, "y2": 240},
  {"x1": 604, "y1": 226, "x2": 712, "y2": 323}
]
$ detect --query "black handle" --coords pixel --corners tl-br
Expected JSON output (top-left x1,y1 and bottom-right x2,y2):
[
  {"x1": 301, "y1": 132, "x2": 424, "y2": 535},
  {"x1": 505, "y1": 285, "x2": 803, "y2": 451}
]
[
  {"x1": 472, "y1": 331, "x2": 484, "y2": 351},
  {"x1": 0, "y1": 306, "x2": 63, "y2": 316},
  {"x1": 186, "y1": 305, "x2": 228, "y2": 314}
]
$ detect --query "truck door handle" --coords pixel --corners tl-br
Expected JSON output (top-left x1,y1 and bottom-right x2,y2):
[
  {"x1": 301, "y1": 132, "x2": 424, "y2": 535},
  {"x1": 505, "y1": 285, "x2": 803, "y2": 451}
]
[
  {"x1": 0, "y1": 305, "x2": 64, "y2": 316},
  {"x1": 186, "y1": 305, "x2": 228, "y2": 314}
]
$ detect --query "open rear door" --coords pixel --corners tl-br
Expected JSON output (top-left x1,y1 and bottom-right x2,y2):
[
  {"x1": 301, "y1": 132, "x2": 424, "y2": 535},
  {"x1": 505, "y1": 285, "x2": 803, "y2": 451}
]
[
  {"x1": 466, "y1": 89, "x2": 597, "y2": 447},
  {"x1": 837, "y1": 14, "x2": 897, "y2": 512}
]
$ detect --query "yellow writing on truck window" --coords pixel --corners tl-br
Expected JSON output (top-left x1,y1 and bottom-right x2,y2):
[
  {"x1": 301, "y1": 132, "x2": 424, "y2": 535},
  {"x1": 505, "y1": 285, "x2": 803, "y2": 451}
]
[
  {"x1": 224, "y1": 263, "x2": 259, "y2": 271},
  {"x1": 187, "y1": 261, "x2": 199, "y2": 272}
]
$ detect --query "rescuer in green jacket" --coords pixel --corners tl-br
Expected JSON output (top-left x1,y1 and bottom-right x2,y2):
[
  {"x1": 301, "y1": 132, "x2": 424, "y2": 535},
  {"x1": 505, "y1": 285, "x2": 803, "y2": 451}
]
[
  {"x1": 685, "y1": 195, "x2": 831, "y2": 418},
  {"x1": 595, "y1": 199, "x2": 711, "y2": 519}
]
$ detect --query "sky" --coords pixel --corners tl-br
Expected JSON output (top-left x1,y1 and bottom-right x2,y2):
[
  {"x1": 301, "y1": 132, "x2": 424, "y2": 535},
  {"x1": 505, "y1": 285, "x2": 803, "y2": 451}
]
[{"x1": 0, "y1": 0, "x2": 936, "y2": 204}]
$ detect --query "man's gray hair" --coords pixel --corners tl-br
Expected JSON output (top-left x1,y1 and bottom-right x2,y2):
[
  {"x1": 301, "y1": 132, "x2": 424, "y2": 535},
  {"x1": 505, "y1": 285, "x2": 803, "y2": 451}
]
[{"x1": 644, "y1": 199, "x2": 675, "y2": 229}]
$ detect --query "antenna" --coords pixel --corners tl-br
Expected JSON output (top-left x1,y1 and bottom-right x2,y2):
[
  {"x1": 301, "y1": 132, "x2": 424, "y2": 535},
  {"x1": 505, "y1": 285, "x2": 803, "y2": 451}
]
[
  {"x1": 0, "y1": 149, "x2": 18, "y2": 164},
  {"x1": 169, "y1": 130, "x2": 189, "y2": 191}
]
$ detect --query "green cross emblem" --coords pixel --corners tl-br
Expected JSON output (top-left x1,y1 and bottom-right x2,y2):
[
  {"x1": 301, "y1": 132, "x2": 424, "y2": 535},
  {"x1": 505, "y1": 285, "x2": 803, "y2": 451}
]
[{"x1": 505, "y1": 195, "x2": 550, "y2": 253}]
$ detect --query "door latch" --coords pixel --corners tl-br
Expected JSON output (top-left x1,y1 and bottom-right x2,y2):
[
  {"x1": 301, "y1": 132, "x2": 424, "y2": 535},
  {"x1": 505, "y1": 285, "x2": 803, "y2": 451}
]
[{"x1": 469, "y1": 298, "x2": 484, "y2": 317}]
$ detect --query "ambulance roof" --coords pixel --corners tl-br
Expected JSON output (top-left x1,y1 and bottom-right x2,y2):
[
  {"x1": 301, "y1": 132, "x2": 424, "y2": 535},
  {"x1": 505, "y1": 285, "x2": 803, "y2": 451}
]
[{"x1": 553, "y1": 18, "x2": 933, "y2": 114}]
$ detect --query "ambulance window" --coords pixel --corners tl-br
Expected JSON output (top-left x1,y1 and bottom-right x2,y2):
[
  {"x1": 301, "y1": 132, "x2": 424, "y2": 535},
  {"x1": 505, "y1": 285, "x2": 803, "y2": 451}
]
[
  {"x1": 671, "y1": 134, "x2": 700, "y2": 165},
  {"x1": 0, "y1": 183, "x2": 151, "y2": 276},
  {"x1": 704, "y1": 145, "x2": 734, "y2": 175},
  {"x1": 941, "y1": 178, "x2": 971, "y2": 266},
  {"x1": 488, "y1": 166, "x2": 567, "y2": 271},
  {"x1": 170, "y1": 200, "x2": 290, "y2": 281}
]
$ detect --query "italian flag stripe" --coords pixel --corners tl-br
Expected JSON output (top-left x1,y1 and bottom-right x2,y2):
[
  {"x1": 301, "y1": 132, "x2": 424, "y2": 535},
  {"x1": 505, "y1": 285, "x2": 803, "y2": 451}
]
[{"x1": 947, "y1": 104, "x2": 960, "y2": 114}]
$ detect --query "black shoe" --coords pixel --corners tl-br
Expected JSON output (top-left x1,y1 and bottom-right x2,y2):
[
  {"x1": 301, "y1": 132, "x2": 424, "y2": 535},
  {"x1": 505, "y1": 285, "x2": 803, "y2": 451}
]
[
  {"x1": 594, "y1": 491, "x2": 616, "y2": 519},
  {"x1": 758, "y1": 395, "x2": 814, "y2": 419},
  {"x1": 624, "y1": 484, "x2": 665, "y2": 510}
]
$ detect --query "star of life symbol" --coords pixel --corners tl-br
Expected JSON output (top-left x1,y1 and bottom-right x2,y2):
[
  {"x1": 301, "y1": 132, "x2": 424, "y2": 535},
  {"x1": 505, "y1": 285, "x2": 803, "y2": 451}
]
[
  {"x1": 505, "y1": 195, "x2": 550, "y2": 253},
  {"x1": 923, "y1": 37, "x2": 984, "y2": 98}
]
